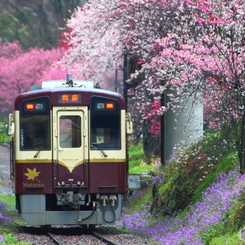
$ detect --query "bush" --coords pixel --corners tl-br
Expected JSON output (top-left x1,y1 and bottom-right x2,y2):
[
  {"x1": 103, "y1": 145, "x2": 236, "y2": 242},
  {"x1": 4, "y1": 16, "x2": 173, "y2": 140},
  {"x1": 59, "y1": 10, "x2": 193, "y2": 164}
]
[{"x1": 151, "y1": 133, "x2": 238, "y2": 216}]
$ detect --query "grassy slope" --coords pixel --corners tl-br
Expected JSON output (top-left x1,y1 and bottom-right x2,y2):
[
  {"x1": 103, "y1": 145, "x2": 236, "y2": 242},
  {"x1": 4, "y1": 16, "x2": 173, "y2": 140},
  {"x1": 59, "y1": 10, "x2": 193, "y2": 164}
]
[{"x1": 125, "y1": 135, "x2": 245, "y2": 244}]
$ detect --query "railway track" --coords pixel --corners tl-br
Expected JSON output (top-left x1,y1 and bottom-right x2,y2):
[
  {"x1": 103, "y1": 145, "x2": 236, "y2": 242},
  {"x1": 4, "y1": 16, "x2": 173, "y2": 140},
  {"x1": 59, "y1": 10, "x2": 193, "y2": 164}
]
[
  {"x1": 46, "y1": 229, "x2": 121, "y2": 245},
  {"x1": 46, "y1": 231, "x2": 63, "y2": 245},
  {"x1": 91, "y1": 231, "x2": 120, "y2": 245},
  {"x1": 17, "y1": 225, "x2": 122, "y2": 245}
]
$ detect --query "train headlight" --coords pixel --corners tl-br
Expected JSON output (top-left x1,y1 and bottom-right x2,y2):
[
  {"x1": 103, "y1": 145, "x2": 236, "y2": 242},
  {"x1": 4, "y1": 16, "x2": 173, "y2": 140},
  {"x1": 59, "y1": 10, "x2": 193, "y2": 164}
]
[
  {"x1": 97, "y1": 103, "x2": 104, "y2": 109},
  {"x1": 25, "y1": 103, "x2": 44, "y2": 110},
  {"x1": 96, "y1": 102, "x2": 115, "y2": 110},
  {"x1": 77, "y1": 181, "x2": 81, "y2": 186},
  {"x1": 61, "y1": 181, "x2": 65, "y2": 186},
  {"x1": 35, "y1": 103, "x2": 43, "y2": 109}
]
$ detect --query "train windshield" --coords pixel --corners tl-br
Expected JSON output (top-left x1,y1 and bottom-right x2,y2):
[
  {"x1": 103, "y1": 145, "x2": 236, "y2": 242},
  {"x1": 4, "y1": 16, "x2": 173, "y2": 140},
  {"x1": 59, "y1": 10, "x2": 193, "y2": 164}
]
[
  {"x1": 90, "y1": 96, "x2": 120, "y2": 150},
  {"x1": 19, "y1": 97, "x2": 50, "y2": 151}
]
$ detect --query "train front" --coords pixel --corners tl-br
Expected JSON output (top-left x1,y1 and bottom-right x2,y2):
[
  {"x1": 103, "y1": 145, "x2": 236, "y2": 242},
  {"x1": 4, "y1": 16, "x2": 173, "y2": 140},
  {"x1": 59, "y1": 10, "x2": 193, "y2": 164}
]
[{"x1": 8, "y1": 80, "x2": 132, "y2": 226}]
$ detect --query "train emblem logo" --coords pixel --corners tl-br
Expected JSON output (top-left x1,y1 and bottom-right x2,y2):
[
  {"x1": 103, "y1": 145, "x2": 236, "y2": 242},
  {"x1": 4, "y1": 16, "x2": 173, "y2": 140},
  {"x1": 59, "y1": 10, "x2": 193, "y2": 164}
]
[{"x1": 24, "y1": 167, "x2": 41, "y2": 183}]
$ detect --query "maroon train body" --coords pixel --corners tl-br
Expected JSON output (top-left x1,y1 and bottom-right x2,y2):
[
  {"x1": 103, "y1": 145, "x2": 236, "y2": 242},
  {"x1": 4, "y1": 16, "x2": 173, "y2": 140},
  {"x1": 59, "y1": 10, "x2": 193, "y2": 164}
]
[{"x1": 8, "y1": 78, "x2": 134, "y2": 226}]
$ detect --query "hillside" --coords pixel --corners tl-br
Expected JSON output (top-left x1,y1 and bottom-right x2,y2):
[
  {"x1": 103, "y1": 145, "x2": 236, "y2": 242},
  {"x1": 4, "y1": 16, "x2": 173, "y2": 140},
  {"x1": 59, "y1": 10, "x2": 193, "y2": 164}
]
[{"x1": 115, "y1": 135, "x2": 245, "y2": 244}]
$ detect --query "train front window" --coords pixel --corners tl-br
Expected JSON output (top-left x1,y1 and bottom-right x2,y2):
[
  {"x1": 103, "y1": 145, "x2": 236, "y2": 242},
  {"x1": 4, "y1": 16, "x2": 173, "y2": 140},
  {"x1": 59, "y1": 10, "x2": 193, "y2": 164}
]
[
  {"x1": 90, "y1": 96, "x2": 120, "y2": 150},
  {"x1": 20, "y1": 97, "x2": 50, "y2": 151},
  {"x1": 20, "y1": 115, "x2": 50, "y2": 150},
  {"x1": 59, "y1": 116, "x2": 81, "y2": 148}
]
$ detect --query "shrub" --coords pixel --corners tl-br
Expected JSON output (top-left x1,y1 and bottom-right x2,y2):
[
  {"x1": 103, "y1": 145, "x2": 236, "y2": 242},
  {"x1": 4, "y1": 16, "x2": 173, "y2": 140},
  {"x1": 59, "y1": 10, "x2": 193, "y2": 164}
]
[{"x1": 151, "y1": 132, "x2": 238, "y2": 217}]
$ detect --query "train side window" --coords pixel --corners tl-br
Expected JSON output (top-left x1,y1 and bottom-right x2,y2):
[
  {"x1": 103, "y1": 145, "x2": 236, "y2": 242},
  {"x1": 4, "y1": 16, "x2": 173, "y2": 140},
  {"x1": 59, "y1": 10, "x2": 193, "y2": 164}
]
[{"x1": 59, "y1": 116, "x2": 81, "y2": 148}]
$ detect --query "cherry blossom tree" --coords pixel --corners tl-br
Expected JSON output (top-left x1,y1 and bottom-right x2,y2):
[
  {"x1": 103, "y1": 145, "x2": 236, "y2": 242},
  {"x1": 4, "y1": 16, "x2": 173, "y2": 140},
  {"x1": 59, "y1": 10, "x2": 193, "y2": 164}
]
[
  {"x1": 145, "y1": 0, "x2": 245, "y2": 170},
  {"x1": 0, "y1": 41, "x2": 64, "y2": 115},
  {"x1": 60, "y1": 0, "x2": 185, "y2": 83},
  {"x1": 60, "y1": 0, "x2": 184, "y2": 162},
  {"x1": 60, "y1": 0, "x2": 245, "y2": 169}
]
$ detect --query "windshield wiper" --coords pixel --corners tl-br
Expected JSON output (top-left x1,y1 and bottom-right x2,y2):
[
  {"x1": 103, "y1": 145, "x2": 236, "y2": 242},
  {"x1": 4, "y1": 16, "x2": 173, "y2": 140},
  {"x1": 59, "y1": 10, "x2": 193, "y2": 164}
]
[
  {"x1": 91, "y1": 144, "x2": 107, "y2": 157},
  {"x1": 34, "y1": 151, "x2": 40, "y2": 158},
  {"x1": 101, "y1": 150, "x2": 107, "y2": 157}
]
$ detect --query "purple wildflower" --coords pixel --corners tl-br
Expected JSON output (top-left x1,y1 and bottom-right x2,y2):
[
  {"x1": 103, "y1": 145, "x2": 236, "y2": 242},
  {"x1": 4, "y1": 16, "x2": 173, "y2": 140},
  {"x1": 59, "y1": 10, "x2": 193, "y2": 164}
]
[
  {"x1": 0, "y1": 235, "x2": 5, "y2": 243},
  {"x1": 117, "y1": 171, "x2": 245, "y2": 244},
  {"x1": 0, "y1": 202, "x2": 11, "y2": 225}
]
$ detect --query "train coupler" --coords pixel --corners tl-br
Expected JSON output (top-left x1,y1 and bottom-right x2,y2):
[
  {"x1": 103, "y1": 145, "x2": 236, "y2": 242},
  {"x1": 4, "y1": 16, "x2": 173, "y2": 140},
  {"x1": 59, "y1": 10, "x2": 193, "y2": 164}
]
[{"x1": 56, "y1": 192, "x2": 86, "y2": 206}]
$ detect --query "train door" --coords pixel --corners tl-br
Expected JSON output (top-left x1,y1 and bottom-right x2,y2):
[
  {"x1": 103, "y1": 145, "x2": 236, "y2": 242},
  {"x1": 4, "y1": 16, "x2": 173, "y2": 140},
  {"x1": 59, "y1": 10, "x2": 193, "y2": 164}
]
[{"x1": 53, "y1": 107, "x2": 88, "y2": 188}]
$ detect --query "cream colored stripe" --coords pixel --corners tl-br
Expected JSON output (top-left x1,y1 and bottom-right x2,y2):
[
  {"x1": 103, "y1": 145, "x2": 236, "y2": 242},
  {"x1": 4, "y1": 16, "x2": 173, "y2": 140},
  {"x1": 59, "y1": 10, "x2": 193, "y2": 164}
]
[{"x1": 16, "y1": 159, "x2": 126, "y2": 164}]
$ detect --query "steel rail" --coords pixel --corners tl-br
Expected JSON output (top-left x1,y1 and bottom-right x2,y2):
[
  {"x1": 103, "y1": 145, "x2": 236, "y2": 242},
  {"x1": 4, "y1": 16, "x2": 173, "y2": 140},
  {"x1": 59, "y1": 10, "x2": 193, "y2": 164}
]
[
  {"x1": 92, "y1": 231, "x2": 121, "y2": 245},
  {"x1": 46, "y1": 231, "x2": 64, "y2": 245}
]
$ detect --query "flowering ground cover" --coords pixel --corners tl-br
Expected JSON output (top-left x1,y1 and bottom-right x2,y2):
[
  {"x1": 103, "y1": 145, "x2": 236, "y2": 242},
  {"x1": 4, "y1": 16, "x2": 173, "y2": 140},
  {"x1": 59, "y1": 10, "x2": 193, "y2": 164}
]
[
  {"x1": 116, "y1": 171, "x2": 245, "y2": 244},
  {"x1": 0, "y1": 188, "x2": 13, "y2": 244},
  {"x1": 0, "y1": 187, "x2": 24, "y2": 244}
]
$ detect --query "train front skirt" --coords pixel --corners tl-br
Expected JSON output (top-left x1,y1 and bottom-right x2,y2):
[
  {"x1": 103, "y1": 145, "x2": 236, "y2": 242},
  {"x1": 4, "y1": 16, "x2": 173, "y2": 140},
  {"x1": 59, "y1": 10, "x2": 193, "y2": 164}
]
[{"x1": 19, "y1": 194, "x2": 123, "y2": 225}]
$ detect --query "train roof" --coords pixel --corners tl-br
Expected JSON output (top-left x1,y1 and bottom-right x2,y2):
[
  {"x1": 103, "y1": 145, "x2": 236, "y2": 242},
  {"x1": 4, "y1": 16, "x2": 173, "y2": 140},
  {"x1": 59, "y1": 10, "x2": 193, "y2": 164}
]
[
  {"x1": 30, "y1": 80, "x2": 94, "y2": 91},
  {"x1": 15, "y1": 80, "x2": 126, "y2": 110}
]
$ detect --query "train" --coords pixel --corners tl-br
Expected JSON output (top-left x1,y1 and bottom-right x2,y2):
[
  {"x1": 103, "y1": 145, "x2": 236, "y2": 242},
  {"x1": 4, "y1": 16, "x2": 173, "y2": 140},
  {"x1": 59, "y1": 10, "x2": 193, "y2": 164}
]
[{"x1": 7, "y1": 74, "x2": 137, "y2": 226}]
